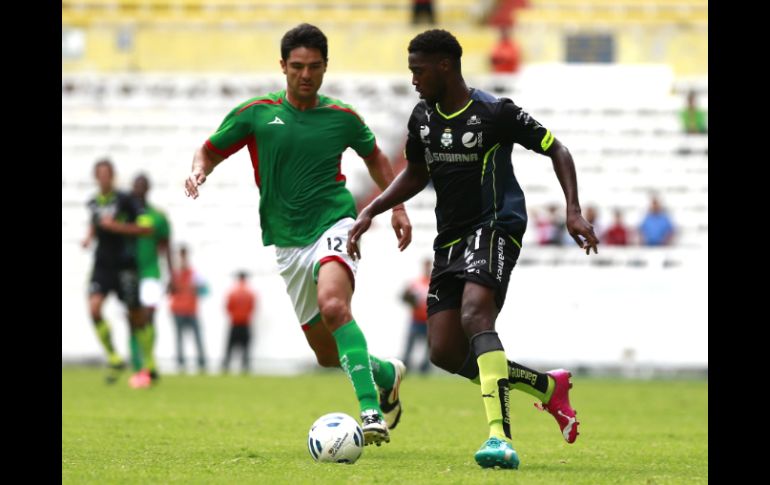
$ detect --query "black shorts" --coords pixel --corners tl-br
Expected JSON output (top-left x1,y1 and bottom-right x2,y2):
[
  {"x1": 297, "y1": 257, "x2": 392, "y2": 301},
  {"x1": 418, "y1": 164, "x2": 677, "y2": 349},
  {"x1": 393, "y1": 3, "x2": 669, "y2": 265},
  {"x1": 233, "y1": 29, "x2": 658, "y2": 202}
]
[
  {"x1": 89, "y1": 266, "x2": 140, "y2": 309},
  {"x1": 427, "y1": 226, "x2": 521, "y2": 316}
]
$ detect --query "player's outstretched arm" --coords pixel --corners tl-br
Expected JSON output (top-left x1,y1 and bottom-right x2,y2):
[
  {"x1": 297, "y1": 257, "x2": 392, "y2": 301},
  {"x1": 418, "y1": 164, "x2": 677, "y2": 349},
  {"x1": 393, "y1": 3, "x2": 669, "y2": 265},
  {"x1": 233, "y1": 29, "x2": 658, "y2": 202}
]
[
  {"x1": 546, "y1": 138, "x2": 599, "y2": 255},
  {"x1": 98, "y1": 216, "x2": 153, "y2": 236},
  {"x1": 185, "y1": 145, "x2": 224, "y2": 199},
  {"x1": 81, "y1": 224, "x2": 95, "y2": 249},
  {"x1": 363, "y1": 147, "x2": 413, "y2": 252},
  {"x1": 158, "y1": 237, "x2": 174, "y2": 288},
  {"x1": 348, "y1": 161, "x2": 430, "y2": 260}
]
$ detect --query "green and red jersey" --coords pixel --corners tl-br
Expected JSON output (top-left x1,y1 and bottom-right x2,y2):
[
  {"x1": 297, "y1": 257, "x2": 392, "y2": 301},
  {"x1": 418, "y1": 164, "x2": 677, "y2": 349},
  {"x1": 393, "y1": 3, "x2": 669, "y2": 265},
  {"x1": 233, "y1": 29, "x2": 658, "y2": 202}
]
[{"x1": 205, "y1": 90, "x2": 377, "y2": 248}]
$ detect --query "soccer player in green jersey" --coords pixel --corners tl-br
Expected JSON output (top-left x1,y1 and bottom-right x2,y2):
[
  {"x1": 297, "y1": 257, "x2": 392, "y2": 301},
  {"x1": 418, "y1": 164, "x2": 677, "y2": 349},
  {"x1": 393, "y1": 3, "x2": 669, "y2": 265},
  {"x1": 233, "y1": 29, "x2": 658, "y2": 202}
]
[
  {"x1": 348, "y1": 30, "x2": 599, "y2": 468},
  {"x1": 184, "y1": 24, "x2": 410, "y2": 446},
  {"x1": 127, "y1": 173, "x2": 173, "y2": 387}
]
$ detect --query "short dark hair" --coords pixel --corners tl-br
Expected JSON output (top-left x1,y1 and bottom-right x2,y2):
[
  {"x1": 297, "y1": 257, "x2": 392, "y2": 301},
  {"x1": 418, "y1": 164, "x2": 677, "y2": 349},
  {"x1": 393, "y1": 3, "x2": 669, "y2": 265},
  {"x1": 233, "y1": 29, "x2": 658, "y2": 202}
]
[
  {"x1": 408, "y1": 29, "x2": 463, "y2": 69},
  {"x1": 281, "y1": 23, "x2": 328, "y2": 62},
  {"x1": 134, "y1": 172, "x2": 150, "y2": 186},
  {"x1": 93, "y1": 158, "x2": 114, "y2": 176}
]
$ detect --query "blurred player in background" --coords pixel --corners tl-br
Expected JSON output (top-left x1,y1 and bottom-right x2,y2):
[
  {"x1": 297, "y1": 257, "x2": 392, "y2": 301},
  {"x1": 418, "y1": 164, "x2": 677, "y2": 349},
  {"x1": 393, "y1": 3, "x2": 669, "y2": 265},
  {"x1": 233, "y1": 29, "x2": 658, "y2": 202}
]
[
  {"x1": 681, "y1": 90, "x2": 707, "y2": 134},
  {"x1": 349, "y1": 29, "x2": 598, "y2": 468},
  {"x1": 82, "y1": 159, "x2": 152, "y2": 385},
  {"x1": 183, "y1": 24, "x2": 410, "y2": 446},
  {"x1": 128, "y1": 173, "x2": 172, "y2": 386}
]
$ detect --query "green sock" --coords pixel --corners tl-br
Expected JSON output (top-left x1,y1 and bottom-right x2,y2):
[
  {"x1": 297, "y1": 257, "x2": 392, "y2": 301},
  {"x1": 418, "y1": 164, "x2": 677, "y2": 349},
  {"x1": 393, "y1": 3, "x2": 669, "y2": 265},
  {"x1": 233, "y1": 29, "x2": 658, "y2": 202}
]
[
  {"x1": 135, "y1": 325, "x2": 157, "y2": 372},
  {"x1": 94, "y1": 320, "x2": 120, "y2": 364},
  {"x1": 332, "y1": 321, "x2": 381, "y2": 416},
  {"x1": 477, "y1": 350, "x2": 511, "y2": 442},
  {"x1": 369, "y1": 355, "x2": 396, "y2": 389},
  {"x1": 129, "y1": 332, "x2": 143, "y2": 371}
]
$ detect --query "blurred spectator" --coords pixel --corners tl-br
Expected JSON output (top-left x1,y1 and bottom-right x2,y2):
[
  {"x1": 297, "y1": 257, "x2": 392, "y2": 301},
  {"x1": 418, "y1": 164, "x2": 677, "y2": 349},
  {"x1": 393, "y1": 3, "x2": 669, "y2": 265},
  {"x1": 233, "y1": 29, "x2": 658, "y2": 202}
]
[
  {"x1": 487, "y1": 0, "x2": 530, "y2": 28},
  {"x1": 169, "y1": 246, "x2": 209, "y2": 372},
  {"x1": 534, "y1": 204, "x2": 565, "y2": 245},
  {"x1": 490, "y1": 27, "x2": 521, "y2": 73},
  {"x1": 223, "y1": 271, "x2": 258, "y2": 374},
  {"x1": 412, "y1": 0, "x2": 436, "y2": 25},
  {"x1": 603, "y1": 209, "x2": 630, "y2": 246},
  {"x1": 639, "y1": 196, "x2": 675, "y2": 246},
  {"x1": 400, "y1": 259, "x2": 432, "y2": 374},
  {"x1": 681, "y1": 90, "x2": 708, "y2": 134}
]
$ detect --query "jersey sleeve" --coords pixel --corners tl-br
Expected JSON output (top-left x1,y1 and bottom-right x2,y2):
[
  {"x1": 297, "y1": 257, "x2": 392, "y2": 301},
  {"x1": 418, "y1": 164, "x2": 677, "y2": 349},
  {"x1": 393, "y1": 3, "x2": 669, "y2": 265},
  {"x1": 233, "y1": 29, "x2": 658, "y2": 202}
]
[
  {"x1": 496, "y1": 98, "x2": 554, "y2": 154},
  {"x1": 205, "y1": 102, "x2": 255, "y2": 159},
  {"x1": 405, "y1": 108, "x2": 424, "y2": 165},
  {"x1": 348, "y1": 112, "x2": 376, "y2": 158}
]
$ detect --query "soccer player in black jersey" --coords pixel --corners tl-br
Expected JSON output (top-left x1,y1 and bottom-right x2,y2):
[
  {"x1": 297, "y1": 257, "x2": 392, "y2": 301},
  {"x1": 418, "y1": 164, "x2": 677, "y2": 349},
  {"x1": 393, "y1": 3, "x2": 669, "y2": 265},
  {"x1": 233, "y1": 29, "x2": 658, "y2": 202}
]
[
  {"x1": 348, "y1": 29, "x2": 599, "y2": 469},
  {"x1": 82, "y1": 159, "x2": 153, "y2": 385}
]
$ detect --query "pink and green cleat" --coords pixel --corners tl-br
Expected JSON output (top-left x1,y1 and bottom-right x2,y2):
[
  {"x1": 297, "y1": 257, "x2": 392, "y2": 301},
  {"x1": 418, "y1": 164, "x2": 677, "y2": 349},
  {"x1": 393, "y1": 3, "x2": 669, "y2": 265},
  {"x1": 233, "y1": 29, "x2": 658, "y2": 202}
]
[
  {"x1": 535, "y1": 369, "x2": 580, "y2": 443},
  {"x1": 128, "y1": 369, "x2": 152, "y2": 389}
]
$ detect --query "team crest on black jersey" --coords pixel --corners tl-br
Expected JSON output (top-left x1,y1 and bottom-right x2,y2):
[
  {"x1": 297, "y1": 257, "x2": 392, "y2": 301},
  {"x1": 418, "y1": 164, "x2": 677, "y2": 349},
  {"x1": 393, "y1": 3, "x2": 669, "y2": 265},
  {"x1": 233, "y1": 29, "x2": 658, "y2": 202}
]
[{"x1": 441, "y1": 128, "x2": 453, "y2": 149}]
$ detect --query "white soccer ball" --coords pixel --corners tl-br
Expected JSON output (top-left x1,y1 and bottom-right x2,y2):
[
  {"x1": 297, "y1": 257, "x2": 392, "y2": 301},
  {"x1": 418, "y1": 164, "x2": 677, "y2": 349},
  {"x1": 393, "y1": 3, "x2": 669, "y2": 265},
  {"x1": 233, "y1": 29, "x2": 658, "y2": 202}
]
[{"x1": 307, "y1": 412, "x2": 364, "y2": 464}]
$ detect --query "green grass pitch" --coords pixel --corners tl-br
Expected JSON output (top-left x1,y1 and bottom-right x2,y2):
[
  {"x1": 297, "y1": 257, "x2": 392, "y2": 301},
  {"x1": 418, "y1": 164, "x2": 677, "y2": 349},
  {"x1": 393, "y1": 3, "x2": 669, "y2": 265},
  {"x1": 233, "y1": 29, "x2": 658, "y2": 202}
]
[{"x1": 62, "y1": 368, "x2": 707, "y2": 484}]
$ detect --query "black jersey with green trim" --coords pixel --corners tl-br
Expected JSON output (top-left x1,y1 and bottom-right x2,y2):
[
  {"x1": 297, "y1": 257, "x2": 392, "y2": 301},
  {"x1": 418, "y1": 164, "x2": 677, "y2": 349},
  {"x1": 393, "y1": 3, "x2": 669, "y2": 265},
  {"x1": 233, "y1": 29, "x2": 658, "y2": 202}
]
[
  {"x1": 405, "y1": 88, "x2": 554, "y2": 249},
  {"x1": 86, "y1": 191, "x2": 140, "y2": 270}
]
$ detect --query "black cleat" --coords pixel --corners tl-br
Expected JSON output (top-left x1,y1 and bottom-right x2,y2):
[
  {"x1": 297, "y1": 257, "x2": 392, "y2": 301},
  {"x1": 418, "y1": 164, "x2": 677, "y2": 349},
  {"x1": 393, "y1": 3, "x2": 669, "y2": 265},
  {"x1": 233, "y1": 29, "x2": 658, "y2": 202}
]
[
  {"x1": 361, "y1": 409, "x2": 390, "y2": 446},
  {"x1": 379, "y1": 358, "x2": 406, "y2": 429}
]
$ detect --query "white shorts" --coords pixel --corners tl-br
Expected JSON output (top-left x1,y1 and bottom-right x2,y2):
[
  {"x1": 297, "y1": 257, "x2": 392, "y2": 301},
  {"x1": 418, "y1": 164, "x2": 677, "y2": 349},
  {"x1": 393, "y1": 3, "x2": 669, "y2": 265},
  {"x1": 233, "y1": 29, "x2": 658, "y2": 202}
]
[
  {"x1": 276, "y1": 218, "x2": 359, "y2": 328},
  {"x1": 140, "y1": 278, "x2": 163, "y2": 307}
]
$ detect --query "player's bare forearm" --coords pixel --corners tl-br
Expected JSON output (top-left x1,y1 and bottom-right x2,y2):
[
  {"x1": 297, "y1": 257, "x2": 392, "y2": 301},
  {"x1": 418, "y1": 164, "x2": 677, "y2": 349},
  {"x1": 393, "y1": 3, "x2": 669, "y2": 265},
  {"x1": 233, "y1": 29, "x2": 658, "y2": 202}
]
[
  {"x1": 547, "y1": 139, "x2": 581, "y2": 212},
  {"x1": 99, "y1": 218, "x2": 153, "y2": 236},
  {"x1": 363, "y1": 147, "x2": 406, "y2": 212},
  {"x1": 81, "y1": 224, "x2": 95, "y2": 249},
  {"x1": 363, "y1": 148, "x2": 417, "y2": 252},
  {"x1": 185, "y1": 144, "x2": 224, "y2": 199},
  {"x1": 159, "y1": 239, "x2": 174, "y2": 276},
  {"x1": 362, "y1": 162, "x2": 430, "y2": 219},
  {"x1": 547, "y1": 138, "x2": 599, "y2": 254},
  {"x1": 348, "y1": 162, "x2": 428, "y2": 259}
]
